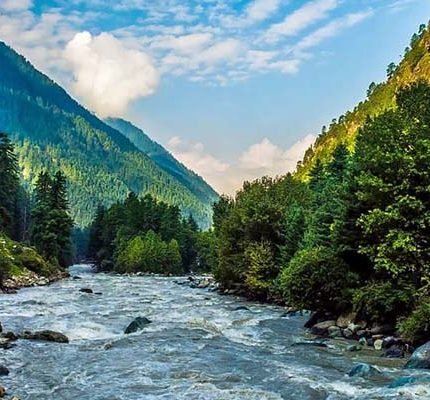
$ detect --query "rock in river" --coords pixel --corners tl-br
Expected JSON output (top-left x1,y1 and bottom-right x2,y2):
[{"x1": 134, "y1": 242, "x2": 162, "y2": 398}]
[
  {"x1": 405, "y1": 341, "x2": 430, "y2": 369},
  {"x1": 348, "y1": 363, "x2": 380, "y2": 378},
  {"x1": 79, "y1": 288, "x2": 93, "y2": 294},
  {"x1": 310, "y1": 320, "x2": 336, "y2": 336},
  {"x1": 0, "y1": 365, "x2": 9, "y2": 376},
  {"x1": 124, "y1": 317, "x2": 152, "y2": 334},
  {"x1": 19, "y1": 330, "x2": 69, "y2": 343}
]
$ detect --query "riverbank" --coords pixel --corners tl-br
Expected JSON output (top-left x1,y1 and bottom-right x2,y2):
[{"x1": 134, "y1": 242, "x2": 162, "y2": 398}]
[
  {"x1": 1, "y1": 264, "x2": 429, "y2": 399},
  {"x1": 1, "y1": 268, "x2": 69, "y2": 294},
  {"x1": 176, "y1": 275, "x2": 419, "y2": 363}
]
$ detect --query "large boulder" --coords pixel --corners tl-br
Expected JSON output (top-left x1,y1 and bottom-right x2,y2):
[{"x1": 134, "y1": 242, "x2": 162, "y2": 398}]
[
  {"x1": 19, "y1": 330, "x2": 69, "y2": 343},
  {"x1": 405, "y1": 341, "x2": 430, "y2": 369},
  {"x1": 311, "y1": 320, "x2": 336, "y2": 336},
  {"x1": 124, "y1": 317, "x2": 152, "y2": 334},
  {"x1": 336, "y1": 312, "x2": 356, "y2": 329},
  {"x1": 348, "y1": 363, "x2": 380, "y2": 378}
]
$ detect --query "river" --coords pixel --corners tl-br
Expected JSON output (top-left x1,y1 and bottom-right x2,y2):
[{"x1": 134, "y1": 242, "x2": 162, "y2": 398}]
[{"x1": 0, "y1": 264, "x2": 429, "y2": 399}]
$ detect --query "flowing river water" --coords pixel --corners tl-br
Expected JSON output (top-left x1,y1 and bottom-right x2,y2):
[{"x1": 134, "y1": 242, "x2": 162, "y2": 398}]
[{"x1": 0, "y1": 264, "x2": 429, "y2": 400}]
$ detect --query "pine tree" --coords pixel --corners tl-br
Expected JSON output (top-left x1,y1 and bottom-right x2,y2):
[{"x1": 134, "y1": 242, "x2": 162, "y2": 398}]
[{"x1": 0, "y1": 132, "x2": 20, "y2": 239}]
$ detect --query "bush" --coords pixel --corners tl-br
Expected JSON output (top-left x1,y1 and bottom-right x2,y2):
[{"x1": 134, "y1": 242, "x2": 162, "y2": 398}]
[
  {"x1": 398, "y1": 302, "x2": 430, "y2": 345},
  {"x1": 352, "y1": 281, "x2": 414, "y2": 324},
  {"x1": 278, "y1": 247, "x2": 357, "y2": 312}
]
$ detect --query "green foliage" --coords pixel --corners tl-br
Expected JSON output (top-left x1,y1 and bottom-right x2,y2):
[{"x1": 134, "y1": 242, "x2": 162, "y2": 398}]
[
  {"x1": 115, "y1": 231, "x2": 182, "y2": 275},
  {"x1": 352, "y1": 282, "x2": 415, "y2": 324},
  {"x1": 30, "y1": 170, "x2": 73, "y2": 267},
  {"x1": 0, "y1": 234, "x2": 56, "y2": 287},
  {"x1": 0, "y1": 132, "x2": 20, "y2": 239},
  {"x1": 398, "y1": 302, "x2": 430, "y2": 345},
  {"x1": 278, "y1": 247, "x2": 357, "y2": 312},
  {"x1": 87, "y1": 193, "x2": 200, "y2": 274},
  {"x1": 244, "y1": 241, "x2": 276, "y2": 299},
  {"x1": 296, "y1": 23, "x2": 430, "y2": 181},
  {"x1": 0, "y1": 42, "x2": 217, "y2": 229}
]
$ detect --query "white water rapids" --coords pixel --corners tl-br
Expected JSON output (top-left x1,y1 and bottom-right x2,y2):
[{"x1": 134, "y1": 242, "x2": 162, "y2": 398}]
[{"x1": 0, "y1": 264, "x2": 429, "y2": 399}]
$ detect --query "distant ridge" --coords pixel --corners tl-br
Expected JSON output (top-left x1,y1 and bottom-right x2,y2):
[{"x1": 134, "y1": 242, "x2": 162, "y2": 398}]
[{"x1": 0, "y1": 41, "x2": 218, "y2": 228}]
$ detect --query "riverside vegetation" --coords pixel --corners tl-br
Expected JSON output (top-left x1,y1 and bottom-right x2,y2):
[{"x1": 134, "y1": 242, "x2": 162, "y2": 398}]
[
  {"x1": 86, "y1": 24, "x2": 430, "y2": 349},
  {"x1": 0, "y1": 132, "x2": 72, "y2": 291},
  {"x1": 204, "y1": 24, "x2": 430, "y2": 348}
]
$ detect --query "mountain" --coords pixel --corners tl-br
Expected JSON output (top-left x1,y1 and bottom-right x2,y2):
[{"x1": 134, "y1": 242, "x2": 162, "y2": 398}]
[
  {"x1": 0, "y1": 41, "x2": 218, "y2": 228},
  {"x1": 296, "y1": 23, "x2": 430, "y2": 179},
  {"x1": 105, "y1": 118, "x2": 218, "y2": 207}
]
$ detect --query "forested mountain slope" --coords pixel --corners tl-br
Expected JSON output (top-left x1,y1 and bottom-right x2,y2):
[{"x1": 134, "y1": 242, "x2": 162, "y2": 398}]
[
  {"x1": 296, "y1": 23, "x2": 430, "y2": 179},
  {"x1": 0, "y1": 41, "x2": 217, "y2": 228},
  {"x1": 105, "y1": 118, "x2": 218, "y2": 206}
]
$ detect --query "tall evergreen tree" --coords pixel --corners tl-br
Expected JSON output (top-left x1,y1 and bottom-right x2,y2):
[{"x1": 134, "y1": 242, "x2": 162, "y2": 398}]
[{"x1": 0, "y1": 132, "x2": 20, "y2": 239}]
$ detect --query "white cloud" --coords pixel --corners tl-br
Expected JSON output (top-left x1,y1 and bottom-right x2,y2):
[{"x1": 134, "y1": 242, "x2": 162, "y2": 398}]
[
  {"x1": 167, "y1": 136, "x2": 230, "y2": 175},
  {"x1": 0, "y1": 0, "x2": 33, "y2": 12},
  {"x1": 167, "y1": 134, "x2": 316, "y2": 195},
  {"x1": 64, "y1": 31, "x2": 159, "y2": 117},
  {"x1": 264, "y1": 0, "x2": 339, "y2": 43},
  {"x1": 294, "y1": 10, "x2": 373, "y2": 53},
  {"x1": 246, "y1": 0, "x2": 282, "y2": 23}
]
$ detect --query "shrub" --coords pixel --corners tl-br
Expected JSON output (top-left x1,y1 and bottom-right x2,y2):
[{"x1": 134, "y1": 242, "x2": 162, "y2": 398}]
[
  {"x1": 278, "y1": 247, "x2": 357, "y2": 312},
  {"x1": 398, "y1": 302, "x2": 430, "y2": 345},
  {"x1": 352, "y1": 281, "x2": 414, "y2": 324}
]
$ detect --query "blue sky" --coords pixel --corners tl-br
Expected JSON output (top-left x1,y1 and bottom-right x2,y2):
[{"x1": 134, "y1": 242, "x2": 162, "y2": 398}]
[{"x1": 0, "y1": 0, "x2": 429, "y2": 193}]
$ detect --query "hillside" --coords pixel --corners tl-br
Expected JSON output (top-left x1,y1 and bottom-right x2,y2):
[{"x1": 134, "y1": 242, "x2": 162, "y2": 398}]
[
  {"x1": 105, "y1": 118, "x2": 218, "y2": 206},
  {"x1": 296, "y1": 23, "x2": 430, "y2": 179},
  {"x1": 0, "y1": 41, "x2": 217, "y2": 228}
]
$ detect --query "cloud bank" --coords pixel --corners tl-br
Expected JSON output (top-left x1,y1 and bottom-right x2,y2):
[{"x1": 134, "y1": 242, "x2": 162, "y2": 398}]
[
  {"x1": 64, "y1": 32, "x2": 159, "y2": 117},
  {"x1": 167, "y1": 134, "x2": 316, "y2": 195}
]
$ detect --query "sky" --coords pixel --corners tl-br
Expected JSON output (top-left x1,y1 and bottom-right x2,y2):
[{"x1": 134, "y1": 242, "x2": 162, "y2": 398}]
[{"x1": 1, "y1": 0, "x2": 429, "y2": 194}]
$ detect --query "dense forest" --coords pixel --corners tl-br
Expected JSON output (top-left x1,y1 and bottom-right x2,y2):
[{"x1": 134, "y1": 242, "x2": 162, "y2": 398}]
[
  {"x1": 0, "y1": 41, "x2": 218, "y2": 229},
  {"x1": 206, "y1": 24, "x2": 430, "y2": 346},
  {"x1": 87, "y1": 194, "x2": 215, "y2": 275},
  {"x1": 296, "y1": 23, "x2": 430, "y2": 179},
  {"x1": 0, "y1": 132, "x2": 72, "y2": 286}
]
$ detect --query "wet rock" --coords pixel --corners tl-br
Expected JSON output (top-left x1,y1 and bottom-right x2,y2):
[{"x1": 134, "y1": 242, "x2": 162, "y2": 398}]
[
  {"x1": 342, "y1": 328, "x2": 354, "y2": 339},
  {"x1": 374, "y1": 339, "x2": 383, "y2": 350},
  {"x1": 347, "y1": 344, "x2": 362, "y2": 352},
  {"x1": 94, "y1": 292, "x2": 103, "y2": 295},
  {"x1": 356, "y1": 330, "x2": 368, "y2": 338},
  {"x1": 0, "y1": 321, "x2": 2, "y2": 333},
  {"x1": 233, "y1": 306, "x2": 250, "y2": 312},
  {"x1": 405, "y1": 341, "x2": 430, "y2": 369},
  {"x1": 348, "y1": 363, "x2": 380, "y2": 378},
  {"x1": 388, "y1": 376, "x2": 417, "y2": 388},
  {"x1": 72, "y1": 276, "x2": 82, "y2": 280},
  {"x1": 366, "y1": 337, "x2": 374, "y2": 347},
  {"x1": 358, "y1": 337, "x2": 368, "y2": 346},
  {"x1": 305, "y1": 311, "x2": 334, "y2": 329},
  {"x1": 124, "y1": 316, "x2": 152, "y2": 334},
  {"x1": 0, "y1": 338, "x2": 15, "y2": 350},
  {"x1": 336, "y1": 312, "x2": 356, "y2": 329},
  {"x1": 328, "y1": 326, "x2": 342, "y2": 338},
  {"x1": 292, "y1": 340, "x2": 328, "y2": 348},
  {"x1": 370, "y1": 323, "x2": 395, "y2": 336},
  {"x1": 0, "y1": 366, "x2": 9, "y2": 376},
  {"x1": 1, "y1": 332, "x2": 18, "y2": 341},
  {"x1": 347, "y1": 321, "x2": 367, "y2": 334},
  {"x1": 384, "y1": 346, "x2": 405, "y2": 358},
  {"x1": 310, "y1": 320, "x2": 336, "y2": 336},
  {"x1": 19, "y1": 330, "x2": 69, "y2": 343},
  {"x1": 0, "y1": 385, "x2": 5, "y2": 397},
  {"x1": 79, "y1": 288, "x2": 93, "y2": 294},
  {"x1": 382, "y1": 336, "x2": 403, "y2": 349}
]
